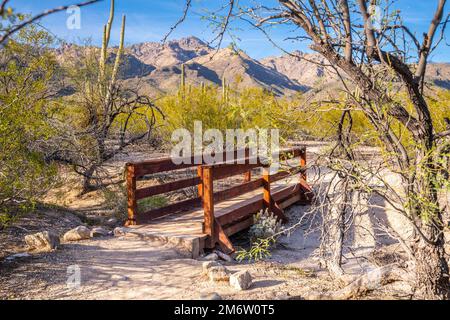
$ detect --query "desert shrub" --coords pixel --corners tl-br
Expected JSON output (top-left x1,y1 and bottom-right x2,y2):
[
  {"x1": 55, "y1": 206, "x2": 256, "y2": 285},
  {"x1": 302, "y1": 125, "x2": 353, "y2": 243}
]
[
  {"x1": 156, "y1": 84, "x2": 305, "y2": 146},
  {"x1": 249, "y1": 209, "x2": 283, "y2": 242},
  {"x1": 0, "y1": 27, "x2": 59, "y2": 226},
  {"x1": 236, "y1": 209, "x2": 284, "y2": 262},
  {"x1": 137, "y1": 195, "x2": 168, "y2": 213}
]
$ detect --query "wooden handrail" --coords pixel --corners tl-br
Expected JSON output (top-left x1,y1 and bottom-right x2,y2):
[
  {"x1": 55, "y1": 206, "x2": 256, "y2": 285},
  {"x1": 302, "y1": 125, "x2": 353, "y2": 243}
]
[{"x1": 126, "y1": 146, "x2": 307, "y2": 227}]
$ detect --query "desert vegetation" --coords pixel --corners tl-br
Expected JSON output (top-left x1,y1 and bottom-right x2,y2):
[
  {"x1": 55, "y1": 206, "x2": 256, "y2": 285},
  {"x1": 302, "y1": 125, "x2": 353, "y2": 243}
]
[{"x1": 0, "y1": 0, "x2": 449, "y2": 301}]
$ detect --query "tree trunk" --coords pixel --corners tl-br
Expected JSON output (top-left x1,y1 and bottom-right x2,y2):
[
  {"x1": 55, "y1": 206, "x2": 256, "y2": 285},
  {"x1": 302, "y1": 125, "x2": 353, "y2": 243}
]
[
  {"x1": 81, "y1": 166, "x2": 97, "y2": 195},
  {"x1": 413, "y1": 229, "x2": 450, "y2": 299}
]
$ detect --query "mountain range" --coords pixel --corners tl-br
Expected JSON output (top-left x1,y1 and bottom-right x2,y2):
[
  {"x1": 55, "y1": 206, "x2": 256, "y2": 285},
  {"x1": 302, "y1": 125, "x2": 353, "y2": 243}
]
[{"x1": 57, "y1": 36, "x2": 450, "y2": 96}]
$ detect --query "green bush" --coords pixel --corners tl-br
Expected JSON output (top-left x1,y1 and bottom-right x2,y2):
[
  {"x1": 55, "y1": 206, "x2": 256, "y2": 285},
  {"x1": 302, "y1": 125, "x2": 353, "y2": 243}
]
[{"x1": 0, "y1": 27, "x2": 58, "y2": 226}]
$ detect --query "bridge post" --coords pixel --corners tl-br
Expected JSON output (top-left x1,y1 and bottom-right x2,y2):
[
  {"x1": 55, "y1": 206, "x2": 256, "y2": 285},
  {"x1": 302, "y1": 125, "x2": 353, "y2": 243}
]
[
  {"x1": 202, "y1": 166, "x2": 215, "y2": 247},
  {"x1": 262, "y1": 166, "x2": 271, "y2": 212},
  {"x1": 126, "y1": 163, "x2": 137, "y2": 226},
  {"x1": 300, "y1": 148, "x2": 307, "y2": 182}
]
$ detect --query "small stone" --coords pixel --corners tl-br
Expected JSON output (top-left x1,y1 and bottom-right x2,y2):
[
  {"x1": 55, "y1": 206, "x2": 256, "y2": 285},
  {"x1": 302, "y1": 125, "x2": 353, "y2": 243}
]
[
  {"x1": 106, "y1": 217, "x2": 118, "y2": 226},
  {"x1": 113, "y1": 227, "x2": 127, "y2": 237},
  {"x1": 214, "y1": 250, "x2": 234, "y2": 262},
  {"x1": 199, "y1": 292, "x2": 222, "y2": 300},
  {"x1": 208, "y1": 266, "x2": 230, "y2": 282},
  {"x1": 230, "y1": 270, "x2": 252, "y2": 290},
  {"x1": 5, "y1": 253, "x2": 31, "y2": 261},
  {"x1": 25, "y1": 231, "x2": 60, "y2": 252},
  {"x1": 90, "y1": 227, "x2": 109, "y2": 238},
  {"x1": 202, "y1": 261, "x2": 221, "y2": 275},
  {"x1": 111, "y1": 274, "x2": 130, "y2": 282},
  {"x1": 63, "y1": 226, "x2": 91, "y2": 242},
  {"x1": 203, "y1": 253, "x2": 219, "y2": 261}
]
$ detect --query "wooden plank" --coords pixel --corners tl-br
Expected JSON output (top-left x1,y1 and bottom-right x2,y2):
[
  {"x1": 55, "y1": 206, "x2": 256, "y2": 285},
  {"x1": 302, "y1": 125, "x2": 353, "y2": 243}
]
[
  {"x1": 197, "y1": 166, "x2": 203, "y2": 198},
  {"x1": 244, "y1": 171, "x2": 252, "y2": 182},
  {"x1": 135, "y1": 176, "x2": 201, "y2": 200},
  {"x1": 214, "y1": 178, "x2": 263, "y2": 203},
  {"x1": 279, "y1": 194, "x2": 302, "y2": 209},
  {"x1": 300, "y1": 149, "x2": 307, "y2": 181},
  {"x1": 202, "y1": 167, "x2": 215, "y2": 246},
  {"x1": 216, "y1": 199, "x2": 264, "y2": 225},
  {"x1": 129, "y1": 148, "x2": 252, "y2": 178},
  {"x1": 223, "y1": 216, "x2": 254, "y2": 236},
  {"x1": 137, "y1": 197, "x2": 201, "y2": 223},
  {"x1": 270, "y1": 167, "x2": 298, "y2": 183},
  {"x1": 126, "y1": 164, "x2": 137, "y2": 226},
  {"x1": 213, "y1": 163, "x2": 261, "y2": 180},
  {"x1": 215, "y1": 220, "x2": 235, "y2": 253},
  {"x1": 262, "y1": 167, "x2": 271, "y2": 212},
  {"x1": 272, "y1": 184, "x2": 302, "y2": 202}
]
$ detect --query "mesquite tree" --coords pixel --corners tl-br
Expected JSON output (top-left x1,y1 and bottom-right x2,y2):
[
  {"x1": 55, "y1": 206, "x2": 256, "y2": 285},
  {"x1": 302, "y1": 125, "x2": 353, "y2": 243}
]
[
  {"x1": 173, "y1": 0, "x2": 450, "y2": 298},
  {"x1": 47, "y1": 0, "x2": 161, "y2": 193}
]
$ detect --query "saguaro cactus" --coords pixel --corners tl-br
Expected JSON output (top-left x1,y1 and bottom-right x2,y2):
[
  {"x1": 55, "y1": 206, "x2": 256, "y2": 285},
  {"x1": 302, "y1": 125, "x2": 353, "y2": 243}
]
[
  {"x1": 98, "y1": 0, "x2": 126, "y2": 104},
  {"x1": 179, "y1": 63, "x2": 186, "y2": 101},
  {"x1": 99, "y1": 0, "x2": 115, "y2": 82},
  {"x1": 222, "y1": 75, "x2": 230, "y2": 103}
]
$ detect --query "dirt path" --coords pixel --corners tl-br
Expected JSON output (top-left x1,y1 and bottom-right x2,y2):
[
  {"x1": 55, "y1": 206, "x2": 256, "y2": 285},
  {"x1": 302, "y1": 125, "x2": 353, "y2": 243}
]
[
  {"x1": 0, "y1": 201, "x2": 414, "y2": 300},
  {"x1": 0, "y1": 232, "x2": 336, "y2": 300}
]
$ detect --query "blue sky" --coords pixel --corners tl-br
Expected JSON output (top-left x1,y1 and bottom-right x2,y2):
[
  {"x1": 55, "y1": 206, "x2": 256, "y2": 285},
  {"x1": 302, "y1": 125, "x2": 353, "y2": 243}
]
[{"x1": 11, "y1": 0, "x2": 450, "y2": 61}]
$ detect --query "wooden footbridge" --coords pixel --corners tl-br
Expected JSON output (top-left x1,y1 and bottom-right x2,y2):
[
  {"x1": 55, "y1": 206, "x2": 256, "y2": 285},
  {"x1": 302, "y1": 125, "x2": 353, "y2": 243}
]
[{"x1": 124, "y1": 147, "x2": 312, "y2": 257}]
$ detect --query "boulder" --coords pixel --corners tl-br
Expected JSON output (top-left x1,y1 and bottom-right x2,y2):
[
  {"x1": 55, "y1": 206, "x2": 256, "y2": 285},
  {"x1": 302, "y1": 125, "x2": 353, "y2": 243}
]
[
  {"x1": 25, "y1": 231, "x2": 60, "y2": 251},
  {"x1": 90, "y1": 227, "x2": 109, "y2": 238},
  {"x1": 113, "y1": 227, "x2": 127, "y2": 237},
  {"x1": 208, "y1": 265, "x2": 230, "y2": 282},
  {"x1": 63, "y1": 226, "x2": 91, "y2": 242},
  {"x1": 106, "y1": 217, "x2": 118, "y2": 226},
  {"x1": 229, "y1": 270, "x2": 253, "y2": 290}
]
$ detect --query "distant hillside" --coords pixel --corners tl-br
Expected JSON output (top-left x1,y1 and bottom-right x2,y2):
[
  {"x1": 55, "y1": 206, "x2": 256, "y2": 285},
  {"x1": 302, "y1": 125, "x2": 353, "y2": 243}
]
[{"x1": 55, "y1": 37, "x2": 450, "y2": 97}]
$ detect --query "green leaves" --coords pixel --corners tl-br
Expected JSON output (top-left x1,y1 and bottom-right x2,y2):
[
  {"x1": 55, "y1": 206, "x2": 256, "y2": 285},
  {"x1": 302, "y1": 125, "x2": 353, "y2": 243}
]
[{"x1": 0, "y1": 27, "x2": 58, "y2": 221}]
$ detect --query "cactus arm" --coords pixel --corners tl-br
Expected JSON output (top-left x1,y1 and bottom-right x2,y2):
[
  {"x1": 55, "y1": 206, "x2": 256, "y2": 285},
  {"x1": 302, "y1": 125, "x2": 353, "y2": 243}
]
[
  {"x1": 110, "y1": 14, "x2": 126, "y2": 88},
  {"x1": 100, "y1": 0, "x2": 115, "y2": 78}
]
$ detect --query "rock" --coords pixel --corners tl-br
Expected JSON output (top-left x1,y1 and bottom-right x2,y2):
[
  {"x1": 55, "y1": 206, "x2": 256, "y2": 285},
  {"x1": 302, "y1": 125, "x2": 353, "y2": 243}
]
[
  {"x1": 113, "y1": 227, "x2": 127, "y2": 237},
  {"x1": 208, "y1": 266, "x2": 230, "y2": 282},
  {"x1": 25, "y1": 231, "x2": 60, "y2": 251},
  {"x1": 202, "y1": 261, "x2": 221, "y2": 275},
  {"x1": 106, "y1": 217, "x2": 118, "y2": 226},
  {"x1": 63, "y1": 226, "x2": 91, "y2": 242},
  {"x1": 111, "y1": 274, "x2": 130, "y2": 282},
  {"x1": 5, "y1": 253, "x2": 31, "y2": 262},
  {"x1": 203, "y1": 253, "x2": 219, "y2": 261},
  {"x1": 229, "y1": 270, "x2": 252, "y2": 290},
  {"x1": 90, "y1": 227, "x2": 109, "y2": 238},
  {"x1": 199, "y1": 292, "x2": 222, "y2": 300},
  {"x1": 214, "y1": 250, "x2": 234, "y2": 262}
]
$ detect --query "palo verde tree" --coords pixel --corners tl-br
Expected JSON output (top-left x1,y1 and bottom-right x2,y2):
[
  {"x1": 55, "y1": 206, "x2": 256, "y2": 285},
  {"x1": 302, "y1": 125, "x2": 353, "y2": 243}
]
[
  {"x1": 47, "y1": 0, "x2": 161, "y2": 193},
  {"x1": 172, "y1": 0, "x2": 450, "y2": 299},
  {"x1": 0, "y1": 26, "x2": 60, "y2": 226}
]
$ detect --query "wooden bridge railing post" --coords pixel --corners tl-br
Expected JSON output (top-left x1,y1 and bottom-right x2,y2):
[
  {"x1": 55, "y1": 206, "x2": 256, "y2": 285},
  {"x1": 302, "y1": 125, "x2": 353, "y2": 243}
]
[
  {"x1": 126, "y1": 163, "x2": 137, "y2": 226},
  {"x1": 300, "y1": 148, "x2": 307, "y2": 182},
  {"x1": 262, "y1": 166, "x2": 271, "y2": 213},
  {"x1": 197, "y1": 166, "x2": 203, "y2": 198},
  {"x1": 202, "y1": 166, "x2": 215, "y2": 247}
]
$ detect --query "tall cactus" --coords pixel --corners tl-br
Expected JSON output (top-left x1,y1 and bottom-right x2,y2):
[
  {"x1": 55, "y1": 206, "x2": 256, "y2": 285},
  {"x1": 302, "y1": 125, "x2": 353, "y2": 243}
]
[
  {"x1": 110, "y1": 15, "x2": 126, "y2": 89},
  {"x1": 98, "y1": 0, "x2": 126, "y2": 106},
  {"x1": 201, "y1": 81, "x2": 206, "y2": 95},
  {"x1": 222, "y1": 75, "x2": 229, "y2": 103},
  {"x1": 179, "y1": 63, "x2": 186, "y2": 101},
  {"x1": 99, "y1": 0, "x2": 115, "y2": 82}
]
